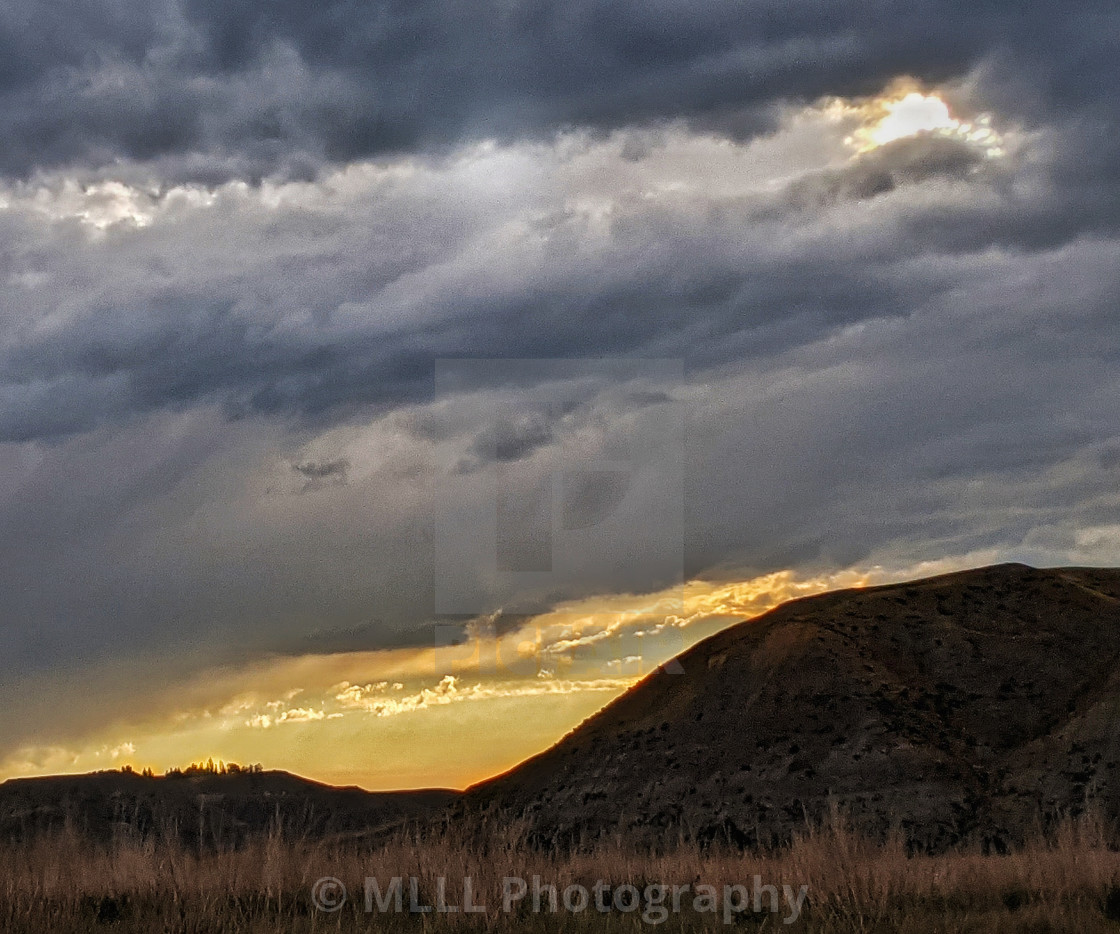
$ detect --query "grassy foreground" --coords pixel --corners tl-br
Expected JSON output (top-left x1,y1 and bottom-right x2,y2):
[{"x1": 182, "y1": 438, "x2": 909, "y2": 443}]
[{"x1": 2, "y1": 815, "x2": 1120, "y2": 932}]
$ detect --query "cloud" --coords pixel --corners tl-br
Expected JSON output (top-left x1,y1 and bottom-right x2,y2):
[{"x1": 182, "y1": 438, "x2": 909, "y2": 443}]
[
  {"x1": 292, "y1": 457, "x2": 349, "y2": 480},
  {"x1": 330, "y1": 674, "x2": 636, "y2": 718},
  {"x1": 0, "y1": 103, "x2": 1042, "y2": 447},
  {"x1": 246, "y1": 707, "x2": 339, "y2": 728},
  {"x1": 1, "y1": 103, "x2": 1119, "y2": 684},
  {"x1": 783, "y1": 134, "x2": 990, "y2": 209},
  {"x1": 0, "y1": 0, "x2": 1115, "y2": 186},
  {"x1": 468, "y1": 414, "x2": 556, "y2": 465},
  {"x1": 2, "y1": 4, "x2": 1120, "y2": 786},
  {"x1": 291, "y1": 456, "x2": 350, "y2": 491}
]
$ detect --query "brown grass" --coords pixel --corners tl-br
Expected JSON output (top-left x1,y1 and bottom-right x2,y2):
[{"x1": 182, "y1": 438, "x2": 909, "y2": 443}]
[{"x1": 2, "y1": 813, "x2": 1119, "y2": 932}]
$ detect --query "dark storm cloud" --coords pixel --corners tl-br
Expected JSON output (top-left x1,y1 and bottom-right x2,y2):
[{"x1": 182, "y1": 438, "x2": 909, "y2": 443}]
[
  {"x1": 0, "y1": 0, "x2": 1117, "y2": 180},
  {"x1": 0, "y1": 123, "x2": 1111, "y2": 449},
  {"x1": 4, "y1": 0, "x2": 1120, "y2": 767},
  {"x1": 0, "y1": 234, "x2": 930, "y2": 443}
]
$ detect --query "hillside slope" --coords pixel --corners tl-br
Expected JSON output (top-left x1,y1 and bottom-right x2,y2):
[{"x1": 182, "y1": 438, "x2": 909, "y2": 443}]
[{"x1": 466, "y1": 563, "x2": 1120, "y2": 852}]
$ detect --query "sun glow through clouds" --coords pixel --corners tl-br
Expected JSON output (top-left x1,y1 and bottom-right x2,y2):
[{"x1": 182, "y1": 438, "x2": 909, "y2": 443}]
[
  {"x1": 867, "y1": 92, "x2": 959, "y2": 146},
  {"x1": 840, "y1": 82, "x2": 1006, "y2": 157}
]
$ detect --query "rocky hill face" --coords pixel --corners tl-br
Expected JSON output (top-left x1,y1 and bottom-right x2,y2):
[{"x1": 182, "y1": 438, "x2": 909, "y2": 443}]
[{"x1": 465, "y1": 563, "x2": 1120, "y2": 852}]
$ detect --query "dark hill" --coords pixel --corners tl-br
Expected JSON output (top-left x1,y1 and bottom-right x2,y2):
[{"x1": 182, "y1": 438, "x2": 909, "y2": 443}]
[
  {"x1": 0, "y1": 769, "x2": 455, "y2": 848},
  {"x1": 464, "y1": 563, "x2": 1120, "y2": 852}
]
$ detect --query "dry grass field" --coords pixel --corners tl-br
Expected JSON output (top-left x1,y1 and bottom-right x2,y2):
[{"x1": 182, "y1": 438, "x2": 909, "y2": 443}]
[{"x1": 2, "y1": 812, "x2": 1120, "y2": 933}]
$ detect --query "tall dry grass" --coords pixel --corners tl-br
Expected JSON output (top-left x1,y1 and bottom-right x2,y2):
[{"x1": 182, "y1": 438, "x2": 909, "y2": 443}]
[{"x1": 1, "y1": 812, "x2": 1119, "y2": 932}]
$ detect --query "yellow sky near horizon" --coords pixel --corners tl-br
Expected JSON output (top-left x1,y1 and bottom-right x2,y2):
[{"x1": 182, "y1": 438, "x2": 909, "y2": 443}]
[{"x1": 0, "y1": 558, "x2": 991, "y2": 790}]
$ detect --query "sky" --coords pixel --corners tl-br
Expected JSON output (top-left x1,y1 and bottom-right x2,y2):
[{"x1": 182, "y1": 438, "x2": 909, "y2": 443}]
[{"x1": 2, "y1": 1, "x2": 1120, "y2": 788}]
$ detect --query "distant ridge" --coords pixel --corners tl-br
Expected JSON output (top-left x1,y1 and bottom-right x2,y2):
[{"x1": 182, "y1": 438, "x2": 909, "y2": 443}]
[
  {"x1": 0, "y1": 768, "x2": 455, "y2": 847},
  {"x1": 464, "y1": 563, "x2": 1120, "y2": 852}
]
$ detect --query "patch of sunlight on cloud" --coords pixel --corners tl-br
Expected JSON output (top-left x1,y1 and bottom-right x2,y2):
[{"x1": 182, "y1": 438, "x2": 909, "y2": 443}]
[
  {"x1": 327, "y1": 674, "x2": 634, "y2": 719},
  {"x1": 0, "y1": 744, "x2": 83, "y2": 775},
  {"x1": 0, "y1": 739, "x2": 141, "y2": 778},
  {"x1": 824, "y1": 78, "x2": 1006, "y2": 158},
  {"x1": 501, "y1": 566, "x2": 882, "y2": 677},
  {"x1": 17, "y1": 179, "x2": 216, "y2": 230},
  {"x1": 246, "y1": 707, "x2": 341, "y2": 729},
  {"x1": 1073, "y1": 525, "x2": 1120, "y2": 553},
  {"x1": 868, "y1": 92, "x2": 959, "y2": 146}
]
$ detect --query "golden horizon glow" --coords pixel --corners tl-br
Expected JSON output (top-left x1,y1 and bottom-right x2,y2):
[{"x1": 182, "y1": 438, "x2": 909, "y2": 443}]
[{"x1": 0, "y1": 558, "x2": 985, "y2": 790}]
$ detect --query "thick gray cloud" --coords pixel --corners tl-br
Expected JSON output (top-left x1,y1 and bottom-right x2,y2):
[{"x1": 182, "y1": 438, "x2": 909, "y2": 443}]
[
  {"x1": 2, "y1": 2, "x2": 1120, "y2": 764},
  {"x1": 0, "y1": 0, "x2": 1116, "y2": 181},
  {"x1": 0, "y1": 128, "x2": 1081, "y2": 446}
]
